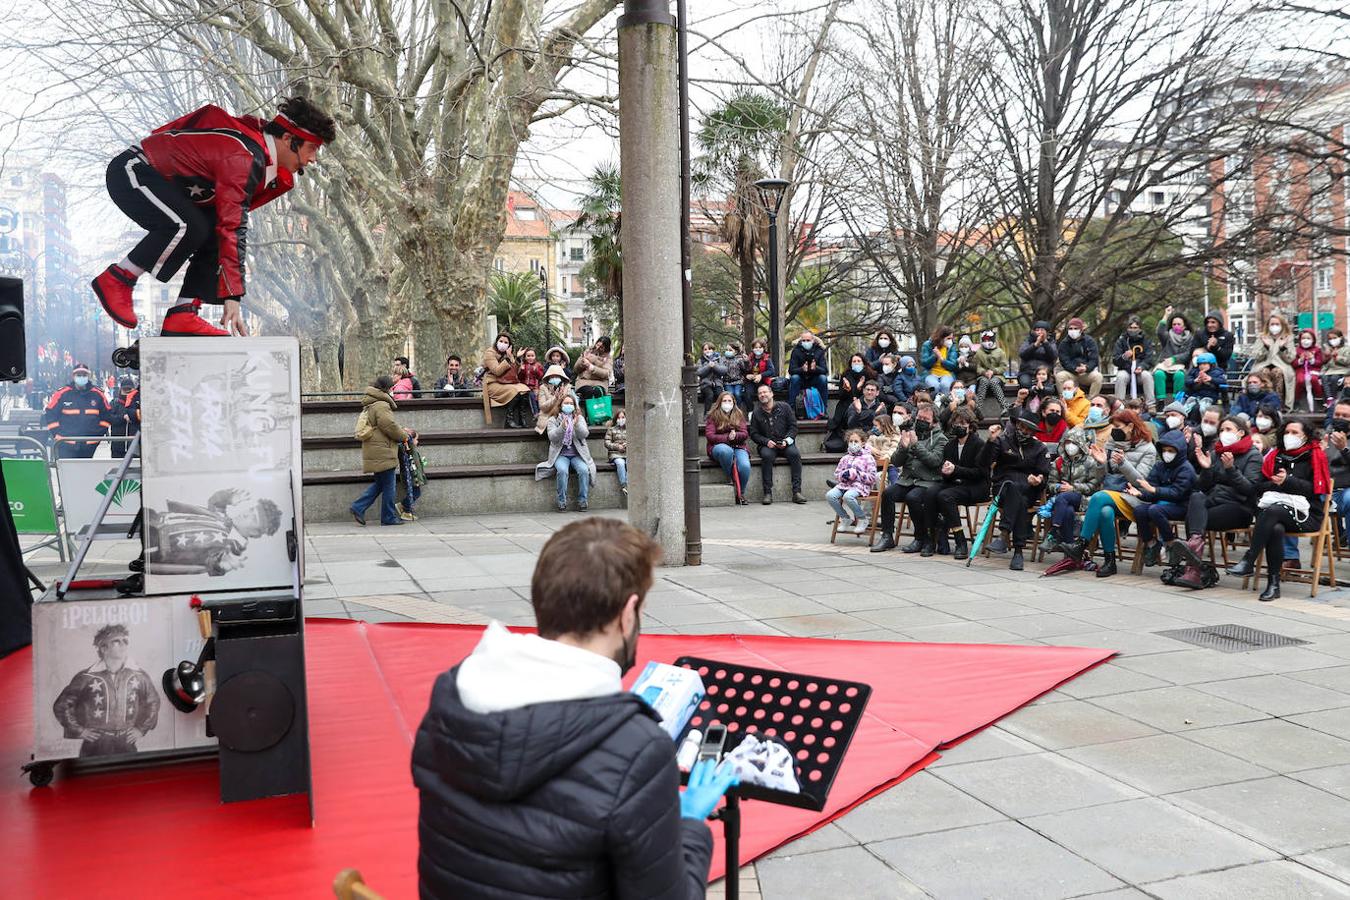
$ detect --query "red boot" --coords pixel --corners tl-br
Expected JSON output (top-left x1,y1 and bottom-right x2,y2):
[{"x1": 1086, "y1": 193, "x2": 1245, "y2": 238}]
[
  {"x1": 91, "y1": 265, "x2": 139, "y2": 328},
  {"x1": 161, "y1": 301, "x2": 229, "y2": 336}
]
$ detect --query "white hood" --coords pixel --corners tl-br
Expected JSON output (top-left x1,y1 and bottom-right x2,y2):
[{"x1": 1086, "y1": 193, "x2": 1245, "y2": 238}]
[{"x1": 456, "y1": 621, "x2": 622, "y2": 714}]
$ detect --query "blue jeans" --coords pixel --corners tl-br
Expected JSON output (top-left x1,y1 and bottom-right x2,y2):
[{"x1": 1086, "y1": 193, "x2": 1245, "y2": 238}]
[
  {"x1": 613, "y1": 456, "x2": 628, "y2": 487},
  {"x1": 398, "y1": 456, "x2": 421, "y2": 512},
  {"x1": 925, "y1": 373, "x2": 954, "y2": 394},
  {"x1": 827, "y1": 486, "x2": 865, "y2": 522},
  {"x1": 1079, "y1": 491, "x2": 1120, "y2": 552},
  {"x1": 556, "y1": 455, "x2": 590, "y2": 507},
  {"x1": 1135, "y1": 500, "x2": 1185, "y2": 544},
  {"x1": 352, "y1": 468, "x2": 401, "y2": 525},
  {"x1": 788, "y1": 373, "x2": 829, "y2": 412},
  {"x1": 1336, "y1": 487, "x2": 1350, "y2": 542},
  {"x1": 1051, "y1": 491, "x2": 1083, "y2": 541},
  {"x1": 710, "y1": 443, "x2": 751, "y2": 492},
  {"x1": 727, "y1": 384, "x2": 744, "y2": 407}
]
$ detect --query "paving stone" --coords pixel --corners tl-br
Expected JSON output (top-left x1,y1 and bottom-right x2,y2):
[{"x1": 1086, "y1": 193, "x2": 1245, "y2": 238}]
[
  {"x1": 1305, "y1": 632, "x2": 1350, "y2": 660},
  {"x1": 724, "y1": 595, "x2": 835, "y2": 620},
  {"x1": 811, "y1": 591, "x2": 918, "y2": 613},
  {"x1": 832, "y1": 771, "x2": 1005, "y2": 843},
  {"x1": 757, "y1": 612, "x2": 874, "y2": 637},
  {"x1": 1067, "y1": 606, "x2": 1196, "y2": 632},
  {"x1": 1146, "y1": 860, "x2": 1350, "y2": 899},
  {"x1": 343, "y1": 604, "x2": 413, "y2": 623},
  {"x1": 304, "y1": 598, "x2": 347, "y2": 617},
  {"x1": 1295, "y1": 845, "x2": 1350, "y2": 887},
  {"x1": 939, "y1": 597, "x2": 1045, "y2": 620},
  {"x1": 676, "y1": 620, "x2": 789, "y2": 636},
  {"x1": 1055, "y1": 663, "x2": 1171, "y2": 699},
  {"x1": 1291, "y1": 765, "x2": 1350, "y2": 802},
  {"x1": 1290, "y1": 707, "x2": 1350, "y2": 742},
  {"x1": 931, "y1": 728, "x2": 1043, "y2": 767},
  {"x1": 646, "y1": 602, "x2": 749, "y2": 626},
  {"x1": 1024, "y1": 797, "x2": 1277, "y2": 883},
  {"x1": 1184, "y1": 719, "x2": 1350, "y2": 773},
  {"x1": 1000, "y1": 591, "x2": 1116, "y2": 613},
  {"x1": 334, "y1": 578, "x2": 421, "y2": 598},
  {"x1": 868, "y1": 820, "x2": 1122, "y2": 899},
  {"x1": 754, "y1": 845, "x2": 927, "y2": 899},
  {"x1": 1236, "y1": 646, "x2": 1350, "y2": 674},
  {"x1": 1293, "y1": 666, "x2": 1350, "y2": 693},
  {"x1": 899, "y1": 621, "x2": 1028, "y2": 644},
  {"x1": 764, "y1": 822, "x2": 857, "y2": 859},
  {"x1": 1113, "y1": 649, "x2": 1265, "y2": 684},
  {"x1": 831, "y1": 629, "x2": 910, "y2": 642},
  {"x1": 998, "y1": 700, "x2": 1159, "y2": 750},
  {"x1": 1171, "y1": 776, "x2": 1350, "y2": 855},
  {"x1": 1039, "y1": 629, "x2": 1187, "y2": 656},
  {"x1": 932, "y1": 752, "x2": 1142, "y2": 818},
  {"x1": 996, "y1": 613, "x2": 1119, "y2": 640},
  {"x1": 1090, "y1": 685, "x2": 1268, "y2": 732},
  {"x1": 853, "y1": 606, "x2": 964, "y2": 630},
  {"x1": 1062, "y1": 733, "x2": 1272, "y2": 795},
  {"x1": 1193, "y1": 674, "x2": 1350, "y2": 716}
]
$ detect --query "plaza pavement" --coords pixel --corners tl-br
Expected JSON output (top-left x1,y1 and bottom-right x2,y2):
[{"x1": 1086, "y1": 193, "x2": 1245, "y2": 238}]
[{"x1": 31, "y1": 501, "x2": 1350, "y2": 899}]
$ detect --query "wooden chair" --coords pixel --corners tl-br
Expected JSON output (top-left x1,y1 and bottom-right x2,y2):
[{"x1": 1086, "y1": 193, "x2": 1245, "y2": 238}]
[
  {"x1": 333, "y1": 869, "x2": 382, "y2": 900},
  {"x1": 1205, "y1": 527, "x2": 1253, "y2": 567},
  {"x1": 830, "y1": 491, "x2": 882, "y2": 544},
  {"x1": 1241, "y1": 495, "x2": 1337, "y2": 597}
]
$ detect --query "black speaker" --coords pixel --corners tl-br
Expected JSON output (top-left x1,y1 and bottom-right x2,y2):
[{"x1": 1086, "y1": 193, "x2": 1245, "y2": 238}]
[
  {"x1": 0, "y1": 276, "x2": 22, "y2": 382},
  {"x1": 211, "y1": 625, "x2": 311, "y2": 804}
]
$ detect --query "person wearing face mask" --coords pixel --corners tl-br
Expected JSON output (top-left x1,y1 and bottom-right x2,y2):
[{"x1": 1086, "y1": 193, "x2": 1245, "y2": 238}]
[
  {"x1": 1322, "y1": 400, "x2": 1350, "y2": 543},
  {"x1": 824, "y1": 353, "x2": 877, "y2": 452},
  {"x1": 696, "y1": 342, "x2": 729, "y2": 415},
  {"x1": 972, "y1": 330, "x2": 1011, "y2": 414},
  {"x1": 908, "y1": 408, "x2": 989, "y2": 559},
  {"x1": 920, "y1": 325, "x2": 960, "y2": 395},
  {"x1": 954, "y1": 335, "x2": 979, "y2": 386},
  {"x1": 787, "y1": 330, "x2": 830, "y2": 417},
  {"x1": 895, "y1": 355, "x2": 923, "y2": 402},
  {"x1": 722, "y1": 342, "x2": 748, "y2": 407},
  {"x1": 1035, "y1": 399, "x2": 1069, "y2": 445},
  {"x1": 865, "y1": 329, "x2": 898, "y2": 372},
  {"x1": 1058, "y1": 410, "x2": 1158, "y2": 577},
  {"x1": 867, "y1": 407, "x2": 903, "y2": 477},
  {"x1": 1321, "y1": 330, "x2": 1350, "y2": 410},
  {"x1": 604, "y1": 410, "x2": 629, "y2": 499},
  {"x1": 937, "y1": 380, "x2": 979, "y2": 431},
  {"x1": 705, "y1": 391, "x2": 752, "y2": 505},
  {"x1": 1129, "y1": 430, "x2": 1198, "y2": 568},
  {"x1": 1056, "y1": 317, "x2": 1103, "y2": 398},
  {"x1": 413, "y1": 518, "x2": 735, "y2": 900},
  {"x1": 983, "y1": 409, "x2": 1051, "y2": 570},
  {"x1": 43, "y1": 362, "x2": 111, "y2": 459},
  {"x1": 875, "y1": 353, "x2": 903, "y2": 408},
  {"x1": 482, "y1": 333, "x2": 534, "y2": 428},
  {"x1": 534, "y1": 364, "x2": 572, "y2": 434},
  {"x1": 1191, "y1": 406, "x2": 1223, "y2": 458},
  {"x1": 1226, "y1": 420, "x2": 1330, "y2": 600},
  {"x1": 1017, "y1": 320, "x2": 1058, "y2": 391},
  {"x1": 1157, "y1": 400, "x2": 1191, "y2": 437},
  {"x1": 1183, "y1": 352, "x2": 1227, "y2": 417},
  {"x1": 1040, "y1": 425, "x2": 1106, "y2": 556},
  {"x1": 743, "y1": 338, "x2": 777, "y2": 409},
  {"x1": 573, "y1": 335, "x2": 614, "y2": 399},
  {"x1": 1055, "y1": 375, "x2": 1090, "y2": 426},
  {"x1": 749, "y1": 382, "x2": 807, "y2": 504},
  {"x1": 827, "y1": 429, "x2": 880, "y2": 536},
  {"x1": 541, "y1": 389, "x2": 596, "y2": 511},
  {"x1": 1232, "y1": 373, "x2": 1282, "y2": 421},
  {"x1": 1152, "y1": 306, "x2": 1193, "y2": 402},
  {"x1": 871, "y1": 403, "x2": 948, "y2": 553},
  {"x1": 1246, "y1": 313, "x2": 1296, "y2": 408},
  {"x1": 1251, "y1": 404, "x2": 1283, "y2": 451},
  {"x1": 1190, "y1": 312, "x2": 1235, "y2": 370},
  {"x1": 1112, "y1": 315, "x2": 1157, "y2": 411},
  {"x1": 109, "y1": 376, "x2": 141, "y2": 459},
  {"x1": 1293, "y1": 328, "x2": 1326, "y2": 411},
  {"x1": 1084, "y1": 395, "x2": 1113, "y2": 431},
  {"x1": 1164, "y1": 416, "x2": 1262, "y2": 590},
  {"x1": 544, "y1": 345, "x2": 574, "y2": 383}
]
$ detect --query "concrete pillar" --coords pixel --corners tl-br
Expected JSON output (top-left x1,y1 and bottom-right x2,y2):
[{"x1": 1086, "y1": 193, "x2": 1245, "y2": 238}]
[{"x1": 619, "y1": 1, "x2": 685, "y2": 565}]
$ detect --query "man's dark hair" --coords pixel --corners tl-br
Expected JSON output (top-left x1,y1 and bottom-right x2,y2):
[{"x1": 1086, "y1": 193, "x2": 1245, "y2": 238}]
[
  {"x1": 531, "y1": 519, "x2": 662, "y2": 639},
  {"x1": 263, "y1": 96, "x2": 337, "y2": 143},
  {"x1": 372, "y1": 374, "x2": 395, "y2": 392},
  {"x1": 255, "y1": 499, "x2": 283, "y2": 535},
  {"x1": 93, "y1": 624, "x2": 129, "y2": 648},
  {"x1": 394, "y1": 356, "x2": 411, "y2": 368},
  {"x1": 446, "y1": 354, "x2": 461, "y2": 365},
  {"x1": 952, "y1": 407, "x2": 978, "y2": 427},
  {"x1": 595, "y1": 335, "x2": 612, "y2": 354}
]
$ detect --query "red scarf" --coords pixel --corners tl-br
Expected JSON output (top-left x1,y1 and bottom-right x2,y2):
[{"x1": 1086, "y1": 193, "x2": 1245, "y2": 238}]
[
  {"x1": 1216, "y1": 433, "x2": 1253, "y2": 457},
  {"x1": 1261, "y1": 441, "x2": 1331, "y2": 494}
]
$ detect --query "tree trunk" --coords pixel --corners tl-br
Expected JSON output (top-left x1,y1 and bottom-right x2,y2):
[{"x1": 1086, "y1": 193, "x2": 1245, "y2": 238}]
[
  {"x1": 299, "y1": 339, "x2": 318, "y2": 393},
  {"x1": 316, "y1": 334, "x2": 342, "y2": 392},
  {"x1": 739, "y1": 255, "x2": 756, "y2": 348}
]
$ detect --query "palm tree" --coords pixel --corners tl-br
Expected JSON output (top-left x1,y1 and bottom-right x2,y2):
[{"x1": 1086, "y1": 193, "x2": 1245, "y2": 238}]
[
  {"x1": 488, "y1": 270, "x2": 563, "y2": 356},
  {"x1": 695, "y1": 91, "x2": 788, "y2": 348},
  {"x1": 575, "y1": 163, "x2": 624, "y2": 340}
]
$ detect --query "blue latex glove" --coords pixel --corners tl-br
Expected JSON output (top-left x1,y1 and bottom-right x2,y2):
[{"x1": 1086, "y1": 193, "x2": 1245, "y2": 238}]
[{"x1": 680, "y1": 758, "x2": 740, "y2": 821}]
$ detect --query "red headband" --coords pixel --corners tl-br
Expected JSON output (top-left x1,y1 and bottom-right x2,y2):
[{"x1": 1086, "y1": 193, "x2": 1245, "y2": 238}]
[{"x1": 272, "y1": 112, "x2": 326, "y2": 146}]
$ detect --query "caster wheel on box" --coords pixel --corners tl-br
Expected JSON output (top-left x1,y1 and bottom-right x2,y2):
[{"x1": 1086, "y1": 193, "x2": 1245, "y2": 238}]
[
  {"x1": 112, "y1": 342, "x2": 139, "y2": 370},
  {"x1": 24, "y1": 762, "x2": 55, "y2": 788}
]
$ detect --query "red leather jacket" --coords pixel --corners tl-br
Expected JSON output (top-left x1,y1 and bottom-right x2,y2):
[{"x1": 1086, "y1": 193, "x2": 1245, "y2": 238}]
[{"x1": 138, "y1": 105, "x2": 295, "y2": 300}]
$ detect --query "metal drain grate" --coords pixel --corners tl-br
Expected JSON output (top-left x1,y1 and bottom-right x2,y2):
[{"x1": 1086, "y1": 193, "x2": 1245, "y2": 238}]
[{"x1": 1155, "y1": 624, "x2": 1310, "y2": 653}]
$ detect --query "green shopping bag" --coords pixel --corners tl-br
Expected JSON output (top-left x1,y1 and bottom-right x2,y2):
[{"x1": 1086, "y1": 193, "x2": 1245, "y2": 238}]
[{"x1": 584, "y1": 394, "x2": 614, "y2": 425}]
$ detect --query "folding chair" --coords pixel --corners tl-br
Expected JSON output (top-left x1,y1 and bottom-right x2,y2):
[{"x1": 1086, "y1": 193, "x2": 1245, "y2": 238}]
[
  {"x1": 830, "y1": 491, "x2": 883, "y2": 544},
  {"x1": 1242, "y1": 495, "x2": 1337, "y2": 597}
]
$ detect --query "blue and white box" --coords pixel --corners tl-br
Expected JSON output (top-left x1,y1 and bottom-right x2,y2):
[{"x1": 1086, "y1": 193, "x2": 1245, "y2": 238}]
[{"x1": 631, "y1": 662, "x2": 705, "y2": 740}]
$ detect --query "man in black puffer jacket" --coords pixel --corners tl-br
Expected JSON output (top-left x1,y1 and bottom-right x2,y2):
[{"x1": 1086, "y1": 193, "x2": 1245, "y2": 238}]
[{"x1": 412, "y1": 518, "x2": 733, "y2": 899}]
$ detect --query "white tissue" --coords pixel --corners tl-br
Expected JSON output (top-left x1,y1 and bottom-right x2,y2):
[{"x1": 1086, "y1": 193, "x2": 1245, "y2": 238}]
[{"x1": 718, "y1": 733, "x2": 800, "y2": 794}]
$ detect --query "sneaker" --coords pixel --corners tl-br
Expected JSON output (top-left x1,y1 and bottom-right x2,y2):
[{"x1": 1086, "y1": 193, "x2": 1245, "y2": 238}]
[
  {"x1": 852, "y1": 519, "x2": 867, "y2": 535},
  {"x1": 161, "y1": 304, "x2": 230, "y2": 336},
  {"x1": 578, "y1": 501, "x2": 588, "y2": 511},
  {"x1": 988, "y1": 534, "x2": 1009, "y2": 553},
  {"x1": 557, "y1": 503, "x2": 568, "y2": 512},
  {"x1": 91, "y1": 265, "x2": 139, "y2": 328},
  {"x1": 762, "y1": 496, "x2": 773, "y2": 505},
  {"x1": 791, "y1": 492, "x2": 808, "y2": 505},
  {"x1": 350, "y1": 509, "x2": 366, "y2": 527}
]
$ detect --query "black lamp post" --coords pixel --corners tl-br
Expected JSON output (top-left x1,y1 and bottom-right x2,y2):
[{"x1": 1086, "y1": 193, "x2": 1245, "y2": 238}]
[{"x1": 754, "y1": 177, "x2": 789, "y2": 358}]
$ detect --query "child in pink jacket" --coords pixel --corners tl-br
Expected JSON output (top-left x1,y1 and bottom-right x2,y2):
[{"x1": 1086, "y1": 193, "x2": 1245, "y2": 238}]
[{"x1": 826, "y1": 428, "x2": 879, "y2": 533}]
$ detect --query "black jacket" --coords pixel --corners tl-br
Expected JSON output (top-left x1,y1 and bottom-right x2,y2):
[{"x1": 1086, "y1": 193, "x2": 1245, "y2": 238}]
[
  {"x1": 1112, "y1": 331, "x2": 1156, "y2": 370},
  {"x1": 749, "y1": 401, "x2": 799, "y2": 447},
  {"x1": 1192, "y1": 327, "x2": 1236, "y2": 369},
  {"x1": 413, "y1": 667, "x2": 713, "y2": 900},
  {"x1": 1197, "y1": 444, "x2": 1263, "y2": 508},
  {"x1": 1058, "y1": 334, "x2": 1100, "y2": 373},
  {"x1": 986, "y1": 433, "x2": 1051, "y2": 485},
  {"x1": 845, "y1": 398, "x2": 884, "y2": 431},
  {"x1": 1257, "y1": 446, "x2": 1325, "y2": 531},
  {"x1": 1018, "y1": 334, "x2": 1058, "y2": 373},
  {"x1": 787, "y1": 343, "x2": 828, "y2": 379},
  {"x1": 941, "y1": 435, "x2": 990, "y2": 489}
]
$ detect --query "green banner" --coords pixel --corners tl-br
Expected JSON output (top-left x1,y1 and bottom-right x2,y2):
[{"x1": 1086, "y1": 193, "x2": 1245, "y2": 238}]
[
  {"x1": 3, "y1": 458, "x2": 58, "y2": 534},
  {"x1": 1296, "y1": 312, "x2": 1336, "y2": 331}
]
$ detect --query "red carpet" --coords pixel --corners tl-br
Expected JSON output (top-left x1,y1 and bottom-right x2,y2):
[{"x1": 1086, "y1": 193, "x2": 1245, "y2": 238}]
[{"x1": 0, "y1": 620, "x2": 1111, "y2": 897}]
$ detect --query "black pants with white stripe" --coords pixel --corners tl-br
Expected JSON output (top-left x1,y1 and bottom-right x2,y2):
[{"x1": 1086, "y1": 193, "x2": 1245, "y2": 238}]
[{"x1": 106, "y1": 149, "x2": 221, "y2": 302}]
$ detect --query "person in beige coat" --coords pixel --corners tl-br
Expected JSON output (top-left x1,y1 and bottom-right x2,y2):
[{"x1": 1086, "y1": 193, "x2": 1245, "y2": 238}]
[
  {"x1": 1245, "y1": 313, "x2": 1296, "y2": 408},
  {"x1": 534, "y1": 364, "x2": 572, "y2": 433},
  {"x1": 481, "y1": 331, "x2": 533, "y2": 428},
  {"x1": 351, "y1": 375, "x2": 410, "y2": 526},
  {"x1": 573, "y1": 335, "x2": 614, "y2": 397}
]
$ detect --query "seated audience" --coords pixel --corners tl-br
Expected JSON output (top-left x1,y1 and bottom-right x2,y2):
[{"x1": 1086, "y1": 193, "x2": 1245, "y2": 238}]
[
  {"x1": 876, "y1": 354, "x2": 902, "y2": 408},
  {"x1": 870, "y1": 402, "x2": 947, "y2": 553},
  {"x1": 954, "y1": 334, "x2": 979, "y2": 386},
  {"x1": 1057, "y1": 375, "x2": 1090, "y2": 426},
  {"x1": 1192, "y1": 312, "x2": 1235, "y2": 369},
  {"x1": 1326, "y1": 400, "x2": 1350, "y2": 542},
  {"x1": 894, "y1": 355, "x2": 922, "y2": 402},
  {"x1": 847, "y1": 381, "x2": 886, "y2": 432},
  {"x1": 705, "y1": 391, "x2": 751, "y2": 505},
  {"x1": 412, "y1": 518, "x2": 734, "y2": 899},
  {"x1": 1017, "y1": 321, "x2": 1058, "y2": 390},
  {"x1": 1247, "y1": 314, "x2": 1296, "y2": 409},
  {"x1": 1112, "y1": 316, "x2": 1156, "y2": 411},
  {"x1": 1226, "y1": 419, "x2": 1329, "y2": 600},
  {"x1": 574, "y1": 336, "x2": 614, "y2": 398},
  {"x1": 1252, "y1": 404, "x2": 1282, "y2": 450},
  {"x1": 972, "y1": 330, "x2": 1010, "y2": 414},
  {"x1": 938, "y1": 380, "x2": 980, "y2": 430},
  {"x1": 921, "y1": 325, "x2": 959, "y2": 394},
  {"x1": 1042, "y1": 425, "x2": 1106, "y2": 554},
  {"x1": 985, "y1": 410, "x2": 1051, "y2": 570},
  {"x1": 787, "y1": 331, "x2": 829, "y2": 416},
  {"x1": 434, "y1": 355, "x2": 470, "y2": 397},
  {"x1": 1057, "y1": 317, "x2": 1103, "y2": 398},
  {"x1": 1233, "y1": 372, "x2": 1282, "y2": 420},
  {"x1": 519, "y1": 347, "x2": 545, "y2": 415},
  {"x1": 544, "y1": 345, "x2": 574, "y2": 382},
  {"x1": 743, "y1": 338, "x2": 777, "y2": 408},
  {"x1": 1183, "y1": 352, "x2": 1227, "y2": 416},
  {"x1": 535, "y1": 365, "x2": 571, "y2": 434},
  {"x1": 910, "y1": 408, "x2": 988, "y2": 559},
  {"x1": 1323, "y1": 330, "x2": 1350, "y2": 406},
  {"x1": 827, "y1": 429, "x2": 880, "y2": 535},
  {"x1": 696, "y1": 342, "x2": 727, "y2": 414},
  {"x1": 867, "y1": 409, "x2": 903, "y2": 478},
  {"x1": 1153, "y1": 307, "x2": 1193, "y2": 402},
  {"x1": 723, "y1": 342, "x2": 748, "y2": 407},
  {"x1": 1035, "y1": 398, "x2": 1068, "y2": 444},
  {"x1": 865, "y1": 329, "x2": 898, "y2": 372},
  {"x1": 825, "y1": 353, "x2": 877, "y2": 450},
  {"x1": 482, "y1": 333, "x2": 533, "y2": 428},
  {"x1": 1167, "y1": 415, "x2": 1262, "y2": 589},
  {"x1": 1131, "y1": 430, "x2": 1197, "y2": 567},
  {"x1": 1158, "y1": 400, "x2": 1190, "y2": 437},
  {"x1": 605, "y1": 410, "x2": 628, "y2": 498},
  {"x1": 391, "y1": 355, "x2": 422, "y2": 400},
  {"x1": 1085, "y1": 393, "x2": 1111, "y2": 427},
  {"x1": 1293, "y1": 328, "x2": 1325, "y2": 411},
  {"x1": 541, "y1": 390, "x2": 595, "y2": 511},
  {"x1": 749, "y1": 382, "x2": 806, "y2": 505}
]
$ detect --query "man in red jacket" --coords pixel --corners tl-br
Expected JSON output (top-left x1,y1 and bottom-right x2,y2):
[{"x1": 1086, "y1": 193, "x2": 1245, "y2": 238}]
[{"x1": 91, "y1": 96, "x2": 335, "y2": 337}]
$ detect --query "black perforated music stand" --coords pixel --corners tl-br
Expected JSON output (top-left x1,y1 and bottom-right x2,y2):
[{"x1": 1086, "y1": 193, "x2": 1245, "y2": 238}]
[{"x1": 673, "y1": 656, "x2": 872, "y2": 900}]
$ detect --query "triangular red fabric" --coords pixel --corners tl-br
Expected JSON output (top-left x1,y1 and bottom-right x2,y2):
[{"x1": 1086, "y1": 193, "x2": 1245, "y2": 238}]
[{"x1": 0, "y1": 620, "x2": 1110, "y2": 896}]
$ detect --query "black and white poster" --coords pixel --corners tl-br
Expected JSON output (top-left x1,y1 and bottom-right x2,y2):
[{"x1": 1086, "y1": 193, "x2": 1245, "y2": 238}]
[
  {"x1": 32, "y1": 597, "x2": 213, "y2": 762},
  {"x1": 139, "y1": 338, "x2": 303, "y2": 594}
]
